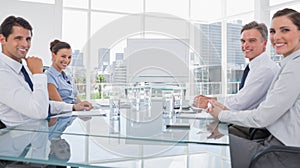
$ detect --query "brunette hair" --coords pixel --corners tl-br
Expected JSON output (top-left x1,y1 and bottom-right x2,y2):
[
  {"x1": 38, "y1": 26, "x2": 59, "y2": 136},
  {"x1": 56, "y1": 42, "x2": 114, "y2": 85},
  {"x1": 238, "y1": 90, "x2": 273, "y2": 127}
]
[
  {"x1": 0, "y1": 16, "x2": 33, "y2": 39},
  {"x1": 272, "y1": 8, "x2": 300, "y2": 30},
  {"x1": 50, "y1": 39, "x2": 71, "y2": 54}
]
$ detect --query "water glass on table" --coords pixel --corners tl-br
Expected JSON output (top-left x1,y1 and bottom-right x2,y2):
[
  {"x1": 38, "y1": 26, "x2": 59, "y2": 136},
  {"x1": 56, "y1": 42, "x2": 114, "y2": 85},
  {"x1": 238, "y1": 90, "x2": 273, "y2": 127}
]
[
  {"x1": 162, "y1": 93, "x2": 175, "y2": 117},
  {"x1": 109, "y1": 97, "x2": 120, "y2": 120}
]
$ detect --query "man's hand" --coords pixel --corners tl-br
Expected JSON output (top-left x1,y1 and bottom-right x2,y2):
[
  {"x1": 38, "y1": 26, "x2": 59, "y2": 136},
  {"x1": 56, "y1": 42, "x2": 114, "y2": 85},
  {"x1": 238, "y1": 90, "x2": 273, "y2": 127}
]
[
  {"x1": 73, "y1": 101, "x2": 93, "y2": 111},
  {"x1": 26, "y1": 56, "x2": 43, "y2": 74},
  {"x1": 193, "y1": 95, "x2": 216, "y2": 109}
]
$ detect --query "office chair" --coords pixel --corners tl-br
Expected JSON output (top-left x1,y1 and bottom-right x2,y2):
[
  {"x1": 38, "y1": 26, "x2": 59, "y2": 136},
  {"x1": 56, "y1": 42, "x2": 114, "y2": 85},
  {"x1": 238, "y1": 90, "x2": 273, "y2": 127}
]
[
  {"x1": 43, "y1": 66, "x2": 49, "y2": 73},
  {"x1": 249, "y1": 129, "x2": 300, "y2": 168},
  {"x1": 249, "y1": 145, "x2": 300, "y2": 168},
  {"x1": 249, "y1": 128, "x2": 270, "y2": 140}
]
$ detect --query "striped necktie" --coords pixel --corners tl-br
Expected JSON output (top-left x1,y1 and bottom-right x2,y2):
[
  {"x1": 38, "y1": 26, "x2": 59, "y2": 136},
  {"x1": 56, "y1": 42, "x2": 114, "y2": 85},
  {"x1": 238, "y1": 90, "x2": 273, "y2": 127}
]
[{"x1": 21, "y1": 66, "x2": 33, "y2": 91}]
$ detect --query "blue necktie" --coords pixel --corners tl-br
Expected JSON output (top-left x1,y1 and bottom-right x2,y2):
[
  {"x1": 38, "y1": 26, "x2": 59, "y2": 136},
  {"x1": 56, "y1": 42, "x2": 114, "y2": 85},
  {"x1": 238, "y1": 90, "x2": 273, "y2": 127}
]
[
  {"x1": 20, "y1": 66, "x2": 52, "y2": 119},
  {"x1": 19, "y1": 143, "x2": 31, "y2": 157},
  {"x1": 21, "y1": 66, "x2": 33, "y2": 91},
  {"x1": 239, "y1": 65, "x2": 250, "y2": 90}
]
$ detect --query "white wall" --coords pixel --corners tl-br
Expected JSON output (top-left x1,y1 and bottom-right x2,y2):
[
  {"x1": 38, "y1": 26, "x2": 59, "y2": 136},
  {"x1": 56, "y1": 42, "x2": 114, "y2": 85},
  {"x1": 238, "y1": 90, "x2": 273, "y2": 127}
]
[
  {"x1": 125, "y1": 39, "x2": 190, "y2": 84},
  {"x1": 0, "y1": 0, "x2": 62, "y2": 65}
]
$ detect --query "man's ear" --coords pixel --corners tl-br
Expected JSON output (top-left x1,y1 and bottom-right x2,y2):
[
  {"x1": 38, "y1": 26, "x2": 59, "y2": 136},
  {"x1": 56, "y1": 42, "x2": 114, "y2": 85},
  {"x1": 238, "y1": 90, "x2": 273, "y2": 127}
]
[{"x1": 0, "y1": 34, "x2": 5, "y2": 44}]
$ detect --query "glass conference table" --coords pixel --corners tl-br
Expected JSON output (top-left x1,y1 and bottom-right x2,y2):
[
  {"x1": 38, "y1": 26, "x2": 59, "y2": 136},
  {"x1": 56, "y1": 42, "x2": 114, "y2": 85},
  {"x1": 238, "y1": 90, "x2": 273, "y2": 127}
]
[{"x1": 0, "y1": 99, "x2": 231, "y2": 168}]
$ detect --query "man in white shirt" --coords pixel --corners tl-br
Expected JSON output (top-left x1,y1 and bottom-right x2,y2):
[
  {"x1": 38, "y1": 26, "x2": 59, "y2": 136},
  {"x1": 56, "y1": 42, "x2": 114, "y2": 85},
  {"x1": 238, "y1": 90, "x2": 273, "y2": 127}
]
[
  {"x1": 0, "y1": 16, "x2": 92, "y2": 127},
  {"x1": 194, "y1": 21, "x2": 280, "y2": 139}
]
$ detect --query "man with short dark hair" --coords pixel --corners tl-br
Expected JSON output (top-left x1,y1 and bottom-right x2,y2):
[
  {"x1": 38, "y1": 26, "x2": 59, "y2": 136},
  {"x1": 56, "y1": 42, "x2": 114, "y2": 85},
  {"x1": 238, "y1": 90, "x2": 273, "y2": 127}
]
[{"x1": 0, "y1": 15, "x2": 92, "y2": 127}]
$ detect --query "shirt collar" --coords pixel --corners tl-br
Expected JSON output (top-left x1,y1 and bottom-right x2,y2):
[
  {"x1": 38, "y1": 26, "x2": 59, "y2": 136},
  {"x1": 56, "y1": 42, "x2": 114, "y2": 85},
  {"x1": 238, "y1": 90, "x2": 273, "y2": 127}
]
[
  {"x1": 49, "y1": 66, "x2": 63, "y2": 77},
  {"x1": 0, "y1": 52, "x2": 23, "y2": 73},
  {"x1": 279, "y1": 49, "x2": 300, "y2": 67},
  {"x1": 248, "y1": 52, "x2": 267, "y2": 70}
]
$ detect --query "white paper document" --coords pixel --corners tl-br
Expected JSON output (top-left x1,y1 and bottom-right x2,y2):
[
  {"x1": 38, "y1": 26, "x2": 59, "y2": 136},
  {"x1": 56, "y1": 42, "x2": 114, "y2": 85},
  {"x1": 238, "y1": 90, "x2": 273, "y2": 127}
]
[
  {"x1": 176, "y1": 111, "x2": 214, "y2": 119},
  {"x1": 51, "y1": 110, "x2": 106, "y2": 118}
]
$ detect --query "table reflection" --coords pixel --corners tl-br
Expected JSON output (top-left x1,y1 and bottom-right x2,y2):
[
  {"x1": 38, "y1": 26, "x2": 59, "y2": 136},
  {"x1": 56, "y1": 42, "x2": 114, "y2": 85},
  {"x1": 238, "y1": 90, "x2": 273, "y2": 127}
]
[
  {"x1": 0, "y1": 120, "x2": 48, "y2": 166},
  {"x1": 71, "y1": 98, "x2": 228, "y2": 146},
  {"x1": 0, "y1": 101, "x2": 230, "y2": 168},
  {"x1": 48, "y1": 116, "x2": 75, "y2": 163}
]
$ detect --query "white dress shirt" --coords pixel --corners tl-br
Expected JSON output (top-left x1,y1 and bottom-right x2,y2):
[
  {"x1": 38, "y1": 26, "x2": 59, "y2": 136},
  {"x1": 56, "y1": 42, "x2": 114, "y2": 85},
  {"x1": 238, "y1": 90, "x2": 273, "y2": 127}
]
[
  {"x1": 223, "y1": 53, "x2": 280, "y2": 110},
  {"x1": 219, "y1": 49, "x2": 300, "y2": 147},
  {"x1": 0, "y1": 53, "x2": 73, "y2": 127}
]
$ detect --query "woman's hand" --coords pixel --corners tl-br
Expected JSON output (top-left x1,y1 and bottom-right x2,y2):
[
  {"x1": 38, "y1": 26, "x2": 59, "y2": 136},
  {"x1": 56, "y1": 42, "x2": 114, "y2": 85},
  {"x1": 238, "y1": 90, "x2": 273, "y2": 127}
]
[
  {"x1": 206, "y1": 99, "x2": 228, "y2": 119},
  {"x1": 73, "y1": 101, "x2": 93, "y2": 111}
]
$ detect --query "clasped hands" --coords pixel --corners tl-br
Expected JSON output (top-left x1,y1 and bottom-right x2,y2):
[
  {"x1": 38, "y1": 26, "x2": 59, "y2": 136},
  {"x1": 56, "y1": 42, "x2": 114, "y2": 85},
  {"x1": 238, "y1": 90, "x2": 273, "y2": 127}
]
[{"x1": 193, "y1": 95, "x2": 228, "y2": 119}]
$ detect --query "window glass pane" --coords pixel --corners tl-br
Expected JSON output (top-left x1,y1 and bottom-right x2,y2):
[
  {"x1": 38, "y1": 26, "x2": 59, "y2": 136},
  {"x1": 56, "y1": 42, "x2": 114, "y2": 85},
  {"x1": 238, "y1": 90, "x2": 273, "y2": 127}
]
[
  {"x1": 91, "y1": 0, "x2": 143, "y2": 13},
  {"x1": 62, "y1": 10, "x2": 88, "y2": 51},
  {"x1": 226, "y1": 13, "x2": 254, "y2": 94},
  {"x1": 227, "y1": 0, "x2": 254, "y2": 16},
  {"x1": 145, "y1": 0, "x2": 189, "y2": 19},
  {"x1": 62, "y1": 10, "x2": 88, "y2": 99},
  {"x1": 144, "y1": 14, "x2": 189, "y2": 39},
  {"x1": 63, "y1": 0, "x2": 88, "y2": 9},
  {"x1": 90, "y1": 12, "x2": 127, "y2": 70},
  {"x1": 191, "y1": 0, "x2": 222, "y2": 21},
  {"x1": 18, "y1": 0, "x2": 54, "y2": 4},
  {"x1": 227, "y1": 21, "x2": 243, "y2": 94},
  {"x1": 91, "y1": 12, "x2": 125, "y2": 36},
  {"x1": 269, "y1": 0, "x2": 293, "y2": 6},
  {"x1": 193, "y1": 22, "x2": 222, "y2": 95},
  {"x1": 192, "y1": 11, "x2": 253, "y2": 95},
  {"x1": 270, "y1": 4, "x2": 300, "y2": 17}
]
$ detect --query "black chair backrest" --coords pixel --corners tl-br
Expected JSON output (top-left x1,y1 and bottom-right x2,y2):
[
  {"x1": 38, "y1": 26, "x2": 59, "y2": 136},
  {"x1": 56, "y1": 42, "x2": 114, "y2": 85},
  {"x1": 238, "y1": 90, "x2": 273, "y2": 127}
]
[{"x1": 0, "y1": 120, "x2": 6, "y2": 129}]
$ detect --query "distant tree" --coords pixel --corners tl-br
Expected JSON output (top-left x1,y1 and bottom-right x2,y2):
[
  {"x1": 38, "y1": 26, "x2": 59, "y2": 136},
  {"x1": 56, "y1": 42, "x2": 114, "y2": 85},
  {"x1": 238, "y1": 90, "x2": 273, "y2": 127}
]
[
  {"x1": 95, "y1": 74, "x2": 106, "y2": 98},
  {"x1": 74, "y1": 76, "x2": 86, "y2": 94}
]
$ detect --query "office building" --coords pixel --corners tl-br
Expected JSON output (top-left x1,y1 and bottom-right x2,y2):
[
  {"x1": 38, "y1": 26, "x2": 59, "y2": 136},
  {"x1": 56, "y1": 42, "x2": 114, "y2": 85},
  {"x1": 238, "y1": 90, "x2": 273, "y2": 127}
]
[
  {"x1": 98, "y1": 48, "x2": 110, "y2": 73},
  {"x1": 194, "y1": 21, "x2": 244, "y2": 95}
]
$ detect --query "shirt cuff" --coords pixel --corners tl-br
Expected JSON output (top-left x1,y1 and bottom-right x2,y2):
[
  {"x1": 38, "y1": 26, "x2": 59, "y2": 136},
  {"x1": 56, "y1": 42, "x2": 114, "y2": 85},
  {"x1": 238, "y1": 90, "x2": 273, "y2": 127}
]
[
  {"x1": 218, "y1": 110, "x2": 229, "y2": 122},
  {"x1": 49, "y1": 101, "x2": 73, "y2": 114}
]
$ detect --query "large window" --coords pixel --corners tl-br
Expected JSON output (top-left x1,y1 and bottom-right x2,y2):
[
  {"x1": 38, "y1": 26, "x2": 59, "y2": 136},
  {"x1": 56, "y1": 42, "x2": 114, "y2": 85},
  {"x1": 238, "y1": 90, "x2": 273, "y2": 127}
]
[{"x1": 60, "y1": 0, "x2": 300, "y2": 98}]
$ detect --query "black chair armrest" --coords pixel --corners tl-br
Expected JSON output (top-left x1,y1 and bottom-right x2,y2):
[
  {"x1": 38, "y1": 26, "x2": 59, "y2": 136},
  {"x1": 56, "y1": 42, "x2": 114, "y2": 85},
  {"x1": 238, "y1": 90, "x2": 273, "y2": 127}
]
[
  {"x1": 249, "y1": 128, "x2": 270, "y2": 140},
  {"x1": 249, "y1": 128, "x2": 258, "y2": 140},
  {"x1": 249, "y1": 145, "x2": 300, "y2": 168}
]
